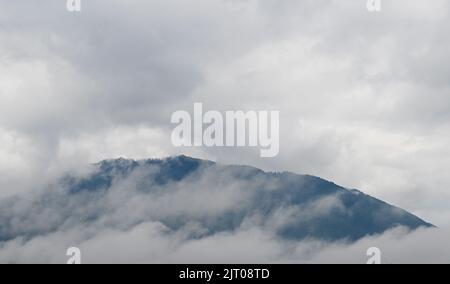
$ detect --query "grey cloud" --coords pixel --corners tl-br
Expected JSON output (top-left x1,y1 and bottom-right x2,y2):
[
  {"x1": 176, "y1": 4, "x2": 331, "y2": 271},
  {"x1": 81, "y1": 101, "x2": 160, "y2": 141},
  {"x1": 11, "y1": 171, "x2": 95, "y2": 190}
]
[
  {"x1": 0, "y1": 160, "x2": 443, "y2": 264},
  {"x1": 1, "y1": 0, "x2": 450, "y2": 262}
]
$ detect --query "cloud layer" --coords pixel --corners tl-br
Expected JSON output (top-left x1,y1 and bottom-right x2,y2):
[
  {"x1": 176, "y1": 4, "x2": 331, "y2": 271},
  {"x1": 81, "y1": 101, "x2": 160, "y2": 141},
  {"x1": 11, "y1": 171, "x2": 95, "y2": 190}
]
[
  {"x1": 1, "y1": 0, "x2": 450, "y2": 263},
  {"x1": 0, "y1": 158, "x2": 447, "y2": 264}
]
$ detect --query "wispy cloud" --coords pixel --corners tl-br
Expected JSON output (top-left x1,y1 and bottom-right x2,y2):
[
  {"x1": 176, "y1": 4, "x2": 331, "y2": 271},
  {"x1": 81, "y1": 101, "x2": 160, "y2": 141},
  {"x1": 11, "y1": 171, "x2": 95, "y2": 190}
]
[{"x1": 0, "y1": 158, "x2": 442, "y2": 264}]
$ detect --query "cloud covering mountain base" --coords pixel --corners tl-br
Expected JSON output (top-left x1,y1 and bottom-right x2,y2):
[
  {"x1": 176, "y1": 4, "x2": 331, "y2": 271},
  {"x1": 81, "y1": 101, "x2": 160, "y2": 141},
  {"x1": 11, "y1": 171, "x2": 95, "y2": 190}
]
[
  {"x1": 1, "y1": 222, "x2": 449, "y2": 264},
  {"x1": 0, "y1": 156, "x2": 443, "y2": 264}
]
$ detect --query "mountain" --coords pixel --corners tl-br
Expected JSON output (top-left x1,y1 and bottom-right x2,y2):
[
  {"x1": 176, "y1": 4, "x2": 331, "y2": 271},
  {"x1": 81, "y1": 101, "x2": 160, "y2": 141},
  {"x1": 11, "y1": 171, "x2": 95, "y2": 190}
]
[{"x1": 0, "y1": 155, "x2": 432, "y2": 244}]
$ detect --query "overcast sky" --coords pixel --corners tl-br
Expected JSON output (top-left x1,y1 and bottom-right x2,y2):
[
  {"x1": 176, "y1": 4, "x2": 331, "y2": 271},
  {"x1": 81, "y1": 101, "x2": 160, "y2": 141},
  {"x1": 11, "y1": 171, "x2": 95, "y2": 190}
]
[{"x1": 1, "y1": 0, "x2": 450, "y2": 228}]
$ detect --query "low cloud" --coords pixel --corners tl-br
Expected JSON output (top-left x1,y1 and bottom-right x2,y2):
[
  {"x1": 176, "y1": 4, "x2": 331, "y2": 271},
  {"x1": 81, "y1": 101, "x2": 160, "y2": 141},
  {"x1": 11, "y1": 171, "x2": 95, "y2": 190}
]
[
  {"x1": 1, "y1": 220, "x2": 449, "y2": 264},
  {"x1": 0, "y1": 161, "x2": 447, "y2": 264}
]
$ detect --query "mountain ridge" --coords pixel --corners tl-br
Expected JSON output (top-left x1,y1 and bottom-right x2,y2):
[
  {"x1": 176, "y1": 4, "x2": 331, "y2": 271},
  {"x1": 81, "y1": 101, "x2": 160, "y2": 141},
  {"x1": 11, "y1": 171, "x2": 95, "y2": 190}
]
[
  {"x1": 87, "y1": 155, "x2": 434, "y2": 237},
  {"x1": 95, "y1": 155, "x2": 431, "y2": 224},
  {"x1": 0, "y1": 155, "x2": 433, "y2": 244}
]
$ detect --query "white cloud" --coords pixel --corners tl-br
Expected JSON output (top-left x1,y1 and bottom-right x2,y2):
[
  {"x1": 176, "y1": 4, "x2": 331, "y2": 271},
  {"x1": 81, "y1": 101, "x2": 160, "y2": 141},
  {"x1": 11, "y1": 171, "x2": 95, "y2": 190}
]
[
  {"x1": 2, "y1": 220, "x2": 449, "y2": 264},
  {"x1": 1, "y1": 0, "x2": 450, "y2": 262},
  {"x1": 0, "y1": 160, "x2": 441, "y2": 264}
]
